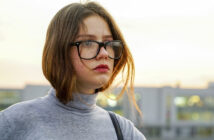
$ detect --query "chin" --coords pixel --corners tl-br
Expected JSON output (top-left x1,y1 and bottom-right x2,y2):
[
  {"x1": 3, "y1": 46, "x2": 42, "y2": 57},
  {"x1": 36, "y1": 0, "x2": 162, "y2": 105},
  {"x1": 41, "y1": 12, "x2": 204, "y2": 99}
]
[{"x1": 94, "y1": 77, "x2": 110, "y2": 88}]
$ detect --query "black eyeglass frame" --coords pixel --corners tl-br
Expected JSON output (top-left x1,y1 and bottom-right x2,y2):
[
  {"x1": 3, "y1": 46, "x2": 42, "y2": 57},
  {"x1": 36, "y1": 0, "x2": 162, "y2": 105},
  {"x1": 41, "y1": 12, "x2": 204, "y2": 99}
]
[{"x1": 70, "y1": 40, "x2": 124, "y2": 60}]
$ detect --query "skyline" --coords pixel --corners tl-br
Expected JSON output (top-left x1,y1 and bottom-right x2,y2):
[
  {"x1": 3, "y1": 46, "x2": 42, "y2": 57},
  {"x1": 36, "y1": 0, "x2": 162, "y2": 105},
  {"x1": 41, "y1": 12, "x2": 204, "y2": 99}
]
[{"x1": 0, "y1": 0, "x2": 214, "y2": 88}]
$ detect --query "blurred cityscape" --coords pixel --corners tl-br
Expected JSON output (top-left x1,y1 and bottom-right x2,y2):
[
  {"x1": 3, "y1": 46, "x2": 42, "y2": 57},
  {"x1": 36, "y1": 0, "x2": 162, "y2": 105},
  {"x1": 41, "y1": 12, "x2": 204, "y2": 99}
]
[{"x1": 0, "y1": 82, "x2": 214, "y2": 140}]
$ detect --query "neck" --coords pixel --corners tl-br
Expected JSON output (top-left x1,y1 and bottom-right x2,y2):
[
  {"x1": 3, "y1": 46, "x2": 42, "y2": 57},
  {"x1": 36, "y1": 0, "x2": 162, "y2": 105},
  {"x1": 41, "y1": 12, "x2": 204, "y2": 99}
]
[
  {"x1": 49, "y1": 88, "x2": 98, "y2": 111},
  {"x1": 75, "y1": 85, "x2": 95, "y2": 95}
]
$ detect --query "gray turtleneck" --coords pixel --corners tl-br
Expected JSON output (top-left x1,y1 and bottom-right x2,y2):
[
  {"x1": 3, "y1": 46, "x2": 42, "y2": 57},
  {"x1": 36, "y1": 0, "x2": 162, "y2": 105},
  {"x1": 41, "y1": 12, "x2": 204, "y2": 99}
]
[{"x1": 0, "y1": 88, "x2": 146, "y2": 140}]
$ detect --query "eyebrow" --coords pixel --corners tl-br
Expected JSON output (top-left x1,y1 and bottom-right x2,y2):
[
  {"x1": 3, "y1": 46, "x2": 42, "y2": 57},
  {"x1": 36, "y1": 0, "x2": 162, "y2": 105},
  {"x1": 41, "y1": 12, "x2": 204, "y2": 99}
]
[{"x1": 76, "y1": 34, "x2": 113, "y2": 40}]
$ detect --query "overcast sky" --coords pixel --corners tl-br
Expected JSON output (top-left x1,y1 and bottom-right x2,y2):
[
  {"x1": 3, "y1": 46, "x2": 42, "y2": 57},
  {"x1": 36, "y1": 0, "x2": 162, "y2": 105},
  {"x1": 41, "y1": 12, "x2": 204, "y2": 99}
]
[{"x1": 0, "y1": 0, "x2": 214, "y2": 88}]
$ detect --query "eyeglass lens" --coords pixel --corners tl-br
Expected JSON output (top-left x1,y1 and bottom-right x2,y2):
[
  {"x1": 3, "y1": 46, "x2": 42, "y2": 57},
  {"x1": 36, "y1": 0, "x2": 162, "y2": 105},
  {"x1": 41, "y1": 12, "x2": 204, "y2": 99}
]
[{"x1": 78, "y1": 41, "x2": 123, "y2": 59}]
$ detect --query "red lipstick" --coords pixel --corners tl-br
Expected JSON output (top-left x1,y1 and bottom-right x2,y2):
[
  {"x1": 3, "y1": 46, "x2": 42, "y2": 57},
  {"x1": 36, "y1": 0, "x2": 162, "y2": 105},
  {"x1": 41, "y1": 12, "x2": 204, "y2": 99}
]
[{"x1": 94, "y1": 64, "x2": 109, "y2": 72}]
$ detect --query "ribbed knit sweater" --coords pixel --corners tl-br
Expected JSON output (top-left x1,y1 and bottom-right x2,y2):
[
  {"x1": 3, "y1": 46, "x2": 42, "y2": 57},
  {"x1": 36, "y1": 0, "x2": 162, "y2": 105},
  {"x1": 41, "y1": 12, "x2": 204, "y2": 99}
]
[{"x1": 0, "y1": 88, "x2": 146, "y2": 140}]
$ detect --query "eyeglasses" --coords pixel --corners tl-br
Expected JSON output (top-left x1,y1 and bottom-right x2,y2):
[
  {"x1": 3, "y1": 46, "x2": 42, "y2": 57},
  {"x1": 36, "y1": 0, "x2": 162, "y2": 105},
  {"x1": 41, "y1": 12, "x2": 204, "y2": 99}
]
[{"x1": 70, "y1": 40, "x2": 123, "y2": 60}]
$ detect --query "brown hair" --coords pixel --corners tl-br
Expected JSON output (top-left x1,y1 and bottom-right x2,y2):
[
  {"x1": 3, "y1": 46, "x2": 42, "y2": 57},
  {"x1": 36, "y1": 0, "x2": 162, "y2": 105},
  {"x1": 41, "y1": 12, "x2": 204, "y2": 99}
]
[{"x1": 42, "y1": 2, "x2": 142, "y2": 115}]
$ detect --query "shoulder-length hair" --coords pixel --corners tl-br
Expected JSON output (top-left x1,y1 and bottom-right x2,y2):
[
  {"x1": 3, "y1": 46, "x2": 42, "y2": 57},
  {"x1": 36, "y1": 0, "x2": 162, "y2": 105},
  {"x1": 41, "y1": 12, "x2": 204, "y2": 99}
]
[{"x1": 42, "y1": 2, "x2": 141, "y2": 115}]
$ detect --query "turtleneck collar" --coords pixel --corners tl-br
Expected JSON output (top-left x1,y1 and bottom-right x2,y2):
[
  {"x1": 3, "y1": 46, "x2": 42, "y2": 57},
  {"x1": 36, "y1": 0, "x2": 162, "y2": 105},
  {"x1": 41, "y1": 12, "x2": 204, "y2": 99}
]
[{"x1": 48, "y1": 88, "x2": 98, "y2": 112}]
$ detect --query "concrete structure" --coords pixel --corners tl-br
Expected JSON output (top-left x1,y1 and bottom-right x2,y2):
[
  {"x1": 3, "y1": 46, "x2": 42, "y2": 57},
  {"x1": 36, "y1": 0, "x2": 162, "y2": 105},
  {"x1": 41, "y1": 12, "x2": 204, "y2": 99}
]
[
  {"x1": 1, "y1": 83, "x2": 214, "y2": 139},
  {"x1": 122, "y1": 84, "x2": 214, "y2": 138},
  {"x1": 0, "y1": 88, "x2": 22, "y2": 110},
  {"x1": 21, "y1": 85, "x2": 51, "y2": 101}
]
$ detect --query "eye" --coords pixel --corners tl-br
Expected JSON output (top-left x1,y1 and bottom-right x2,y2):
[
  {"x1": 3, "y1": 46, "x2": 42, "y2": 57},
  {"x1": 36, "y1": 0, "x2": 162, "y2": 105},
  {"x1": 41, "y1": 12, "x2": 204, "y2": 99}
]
[{"x1": 82, "y1": 41, "x2": 93, "y2": 47}]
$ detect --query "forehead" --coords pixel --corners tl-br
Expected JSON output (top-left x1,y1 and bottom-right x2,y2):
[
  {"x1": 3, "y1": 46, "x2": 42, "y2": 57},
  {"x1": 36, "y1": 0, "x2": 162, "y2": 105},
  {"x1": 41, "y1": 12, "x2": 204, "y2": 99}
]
[{"x1": 78, "y1": 15, "x2": 112, "y2": 37}]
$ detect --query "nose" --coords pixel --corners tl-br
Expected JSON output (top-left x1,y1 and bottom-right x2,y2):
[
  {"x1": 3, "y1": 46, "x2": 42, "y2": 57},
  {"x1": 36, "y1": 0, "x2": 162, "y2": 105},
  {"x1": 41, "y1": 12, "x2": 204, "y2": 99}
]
[{"x1": 96, "y1": 46, "x2": 108, "y2": 60}]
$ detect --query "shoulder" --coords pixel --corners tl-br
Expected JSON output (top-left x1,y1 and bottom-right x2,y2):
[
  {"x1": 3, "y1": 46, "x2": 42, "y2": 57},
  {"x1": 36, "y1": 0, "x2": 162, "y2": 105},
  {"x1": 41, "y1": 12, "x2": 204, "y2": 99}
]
[
  {"x1": 112, "y1": 112, "x2": 146, "y2": 140},
  {"x1": 1, "y1": 96, "x2": 47, "y2": 122},
  {"x1": 0, "y1": 97, "x2": 47, "y2": 139}
]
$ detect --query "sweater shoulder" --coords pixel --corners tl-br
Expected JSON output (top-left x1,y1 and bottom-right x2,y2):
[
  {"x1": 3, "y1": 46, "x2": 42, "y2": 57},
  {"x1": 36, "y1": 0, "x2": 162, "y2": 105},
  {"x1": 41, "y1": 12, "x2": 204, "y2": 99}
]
[
  {"x1": 1, "y1": 96, "x2": 47, "y2": 120},
  {"x1": 113, "y1": 112, "x2": 146, "y2": 140},
  {"x1": 0, "y1": 96, "x2": 48, "y2": 139}
]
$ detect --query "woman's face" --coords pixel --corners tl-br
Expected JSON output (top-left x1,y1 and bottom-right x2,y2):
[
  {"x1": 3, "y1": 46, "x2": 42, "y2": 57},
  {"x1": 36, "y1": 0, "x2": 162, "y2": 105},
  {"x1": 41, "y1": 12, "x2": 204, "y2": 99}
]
[{"x1": 70, "y1": 15, "x2": 114, "y2": 94}]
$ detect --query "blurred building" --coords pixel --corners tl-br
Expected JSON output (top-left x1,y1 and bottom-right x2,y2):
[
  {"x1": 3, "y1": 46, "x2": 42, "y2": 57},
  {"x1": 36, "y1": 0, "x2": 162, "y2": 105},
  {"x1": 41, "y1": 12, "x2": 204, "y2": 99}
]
[
  {"x1": 0, "y1": 85, "x2": 50, "y2": 111},
  {"x1": 1, "y1": 83, "x2": 214, "y2": 139},
  {"x1": 124, "y1": 83, "x2": 214, "y2": 139},
  {"x1": 21, "y1": 85, "x2": 50, "y2": 101},
  {"x1": 0, "y1": 88, "x2": 22, "y2": 110}
]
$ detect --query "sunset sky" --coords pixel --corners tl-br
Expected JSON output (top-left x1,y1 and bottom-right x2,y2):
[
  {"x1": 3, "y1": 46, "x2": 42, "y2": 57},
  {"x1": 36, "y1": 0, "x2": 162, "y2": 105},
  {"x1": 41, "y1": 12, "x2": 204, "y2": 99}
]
[{"x1": 0, "y1": 0, "x2": 214, "y2": 88}]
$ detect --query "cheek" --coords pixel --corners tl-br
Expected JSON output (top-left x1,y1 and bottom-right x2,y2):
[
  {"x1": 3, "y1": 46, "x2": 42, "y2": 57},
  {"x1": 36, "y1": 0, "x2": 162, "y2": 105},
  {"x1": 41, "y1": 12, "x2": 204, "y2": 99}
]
[
  {"x1": 70, "y1": 47, "x2": 79, "y2": 59},
  {"x1": 70, "y1": 48, "x2": 82, "y2": 72},
  {"x1": 70, "y1": 49, "x2": 91, "y2": 73},
  {"x1": 73, "y1": 61, "x2": 85, "y2": 73},
  {"x1": 109, "y1": 59, "x2": 114, "y2": 72},
  {"x1": 71, "y1": 58, "x2": 85, "y2": 74}
]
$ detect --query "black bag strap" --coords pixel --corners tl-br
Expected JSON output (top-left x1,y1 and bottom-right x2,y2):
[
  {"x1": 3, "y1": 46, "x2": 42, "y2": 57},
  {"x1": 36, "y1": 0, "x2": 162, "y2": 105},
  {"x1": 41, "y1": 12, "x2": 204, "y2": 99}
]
[{"x1": 108, "y1": 111, "x2": 124, "y2": 140}]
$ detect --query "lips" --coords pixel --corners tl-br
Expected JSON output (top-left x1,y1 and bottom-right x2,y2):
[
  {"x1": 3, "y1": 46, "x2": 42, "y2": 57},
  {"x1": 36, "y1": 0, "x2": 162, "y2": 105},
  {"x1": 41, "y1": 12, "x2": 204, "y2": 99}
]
[{"x1": 94, "y1": 64, "x2": 109, "y2": 72}]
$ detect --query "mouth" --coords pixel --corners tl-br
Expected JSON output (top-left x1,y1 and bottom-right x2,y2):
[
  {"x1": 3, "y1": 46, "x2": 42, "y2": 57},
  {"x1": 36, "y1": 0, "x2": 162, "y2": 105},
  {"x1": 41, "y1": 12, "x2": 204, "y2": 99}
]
[{"x1": 94, "y1": 64, "x2": 110, "y2": 72}]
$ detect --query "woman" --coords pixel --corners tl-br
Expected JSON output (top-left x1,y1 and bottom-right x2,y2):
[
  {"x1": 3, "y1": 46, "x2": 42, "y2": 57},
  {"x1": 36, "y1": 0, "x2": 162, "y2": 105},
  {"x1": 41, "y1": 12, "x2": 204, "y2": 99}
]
[{"x1": 0, "y1": 2, "x2": 146, "y2": 140}]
